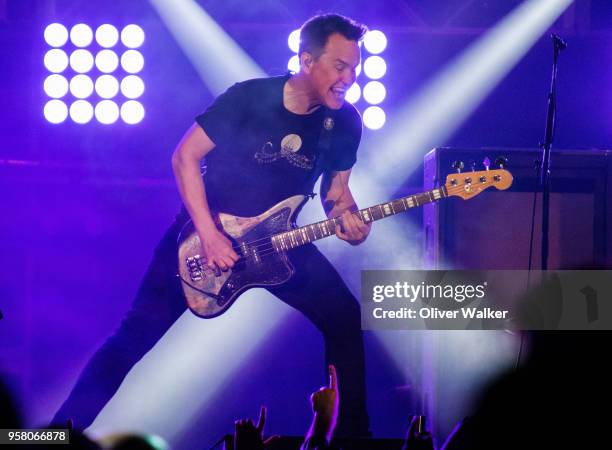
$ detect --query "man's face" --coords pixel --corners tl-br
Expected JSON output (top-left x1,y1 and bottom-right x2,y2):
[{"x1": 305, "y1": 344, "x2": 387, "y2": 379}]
[{"x1": 302, "y1": 33, "x2": 361, "y2": 110}]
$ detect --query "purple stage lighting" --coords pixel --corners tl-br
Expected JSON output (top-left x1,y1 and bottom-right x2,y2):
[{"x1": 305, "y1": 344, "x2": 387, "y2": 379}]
[
  {"x1": 363, "y1": 30, "x2": 387, "y2": 54},
  {"x1": 69, "y1": 75, "x2": 94, "y2": 99},
  {"x1": 70, "y1": 49, "x2": 94, "y2": 73},
  {"x1": 44, "y1": 74, "x2": 69, "y2": 98},
  {"x1": 95, "y1": 100, "x2": 120, "y2": 124},
  {"x1": 288, "y1": 29, "x2": 300, "y2": 53},
  {"x1": 121, "y1": 50, "x2": 144, "y2": 74},
  {"x1": 44, "y1": 23, "x2": 68, "y2": 47},
  {"x1": 121, "y1": 25, "x2": 145, "y2": 49},
  {"x1": 95, "y1": 75, "x2": 120, "y2": 99},
  {"x1": 95, "y1": 50, "x2": 119, "y2": 73},
  {"x1": 345, "y1": 83, "x2": 361, "y2": 104},
  {"x1": 44, "y1": 99, "x2": 68, "y2": 124},
  {"x1": 44, "y1": 49, "x2": 69, "y2": 73},
  {"x1": 96, "y1": 24, "x2": 119, "y2": 48},
  {"x1": 363, "y1": 106, "x2": 386, "y2": 130},
  {"x1": 70, "y1": 24, "x2": 93, "y2": 47},
  {"x1": 363, "y1": 81, "x2": 386, "y2": 105},
  {"x1": 120, "y1": 75, "x2": 144, "y2": 99},
  {"x1": 43, "y1": 22, "x2": 145, "y2": 125},
  {"x1": 287, "y1": 55, "x2": 300, "y2": 73},
  {"x1": 69, "y1": 100, "x2": 94, "y2": 124},
  {"x1": 120, "y1": 100, "x2": 145, "y2": 124},
  {"x1": 363, "y1": 56, "x2": 387, "y2": 80}
]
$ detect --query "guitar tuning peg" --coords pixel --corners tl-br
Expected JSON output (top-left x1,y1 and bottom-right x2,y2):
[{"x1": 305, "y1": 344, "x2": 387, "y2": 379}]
[
  {"x1": 495, "y1": 156, "x2": 508, "y2": 169},
  {"x1": 469, "y1": 160, "x2": 476, "y2": 172},
  {"x1": 483, "y1": 156, "x2": 491, "y2": 171},
  {"x1": 451, "y1": 160, "x2": 464, "y2": 173}
]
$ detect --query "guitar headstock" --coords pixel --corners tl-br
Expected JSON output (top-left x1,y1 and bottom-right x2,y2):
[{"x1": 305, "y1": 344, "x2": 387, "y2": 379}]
[{"x1": 444, "y1": 168, "x2": 513, "y2": 200}]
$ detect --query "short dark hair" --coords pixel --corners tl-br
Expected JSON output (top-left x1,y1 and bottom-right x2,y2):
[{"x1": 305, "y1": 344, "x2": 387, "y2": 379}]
[{"x1": 298, "y1": 14, "x2": 367, "y2": 59}]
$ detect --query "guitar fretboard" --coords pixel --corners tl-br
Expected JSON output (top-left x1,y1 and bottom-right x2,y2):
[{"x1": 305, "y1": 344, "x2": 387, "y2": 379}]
[{"x1": 271, "y1": 186, "x2": 448, "y2": 251}]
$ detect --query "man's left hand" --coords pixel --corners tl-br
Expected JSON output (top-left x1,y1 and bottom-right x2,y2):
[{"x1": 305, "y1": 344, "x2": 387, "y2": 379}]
[{"x1": 335, "y1": 210, "x2": 371, "y2": 245}]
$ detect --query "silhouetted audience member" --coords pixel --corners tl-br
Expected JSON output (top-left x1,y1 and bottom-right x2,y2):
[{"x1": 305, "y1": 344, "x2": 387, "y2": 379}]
[
  {"x1": 0, "y1": 376, "x2": 21, "y2": 429},
  {"x1": 441, "y1": 331, "x2": 610, "y2": 449},
  {"x1": 233, "y1": 406, "x2": 279, "y2": 450},
  {"x1": 99, "y1": 433, "x2": 169, "y2": 450},
  {"x1": 232, "y1": 365, "x2": 339, "y2": 450}
]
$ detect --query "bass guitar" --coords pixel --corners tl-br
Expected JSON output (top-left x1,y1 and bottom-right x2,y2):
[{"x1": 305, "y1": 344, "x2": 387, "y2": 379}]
[{"x1": 178, "y1": 168, "x2": 513, "y2": 318}]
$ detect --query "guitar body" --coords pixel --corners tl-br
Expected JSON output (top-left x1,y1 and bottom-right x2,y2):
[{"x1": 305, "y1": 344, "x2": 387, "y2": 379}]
[{"x1": 177, "y1": 195, "x2": 307, "y2": 318}]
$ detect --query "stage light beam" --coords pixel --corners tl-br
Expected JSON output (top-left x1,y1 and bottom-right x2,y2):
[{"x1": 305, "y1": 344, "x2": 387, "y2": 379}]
[
  {"x1": 120, "y1": 76, "x2": 145, "y2": 99},
  {"x1": 44, "y1": 74, "x2": 69, "y2": 98},
  {"x1": 95, "y1": 75, "x2": 120, "y2": 99},
  {"x1": 372, "y1": 0, "x2": 574, "y2": 181},
  {"x1": 44, "y1": 49, "x2": 69, "y2": 73},
  {"x1": 43, "y1": 99, "x2": 68, "y2": 124},
  {"x1": 96, "y1": 24, "x2": 119, "y2": 48},
  {"x1": 95, "y1": 50, "x2": 119, "y2": 73},
  {"x1": 44, "y1": 23, "x2": 69, "y2": 47},
  {"x1": 120, "y1": 50, "x2": 144, "y2": 74},
  {"x1": 70, "y1": 24, "x2": 93, "y2": 47},
  {"x1": 148, "y1": 0, "x2": 264, "y2": 95},
  {"x1": 121, "y1": 24, "x2": 145, "y2": 48},
  {"x1": 364, "y1": 30, "x2": 387, "y2": 54}
]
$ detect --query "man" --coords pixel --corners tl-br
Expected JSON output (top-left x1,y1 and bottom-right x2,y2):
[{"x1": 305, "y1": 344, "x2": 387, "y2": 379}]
[{"x1": 53, "y1": 13, "x2": 371, "y2": 437}]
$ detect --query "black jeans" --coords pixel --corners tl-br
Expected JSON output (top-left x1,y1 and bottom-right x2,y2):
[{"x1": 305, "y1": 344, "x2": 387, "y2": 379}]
[{"x1": 52, "y1": 213, "x2": 370, "y2": 436}]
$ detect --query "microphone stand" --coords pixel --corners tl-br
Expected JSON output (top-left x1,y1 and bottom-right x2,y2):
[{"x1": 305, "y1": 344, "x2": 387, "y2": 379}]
[{"x1": 540, "y1": 34, "x2": 566, "y2": 270}]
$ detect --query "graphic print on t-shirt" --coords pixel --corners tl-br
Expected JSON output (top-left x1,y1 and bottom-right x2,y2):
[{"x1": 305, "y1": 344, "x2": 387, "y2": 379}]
[{"x1": 254, "y1": 133, "x2": 315, "y2": 170}]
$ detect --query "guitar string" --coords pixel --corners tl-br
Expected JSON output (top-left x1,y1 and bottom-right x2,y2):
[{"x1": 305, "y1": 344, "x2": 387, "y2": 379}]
[
  {"x1": 195, "y1": 180, "x2": 502, "y2": 262},
  {"x1": 222, "y1": 185, "x2": 451, "y2": 252},
  {"x1": 194, "y1": 181, "x2": 503, "y2": 270}
]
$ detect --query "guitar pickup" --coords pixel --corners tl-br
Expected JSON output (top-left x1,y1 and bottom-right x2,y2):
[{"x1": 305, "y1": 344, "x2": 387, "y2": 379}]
[{"x1": 186, "y1": 255, "x2": 204, "y2": 281}]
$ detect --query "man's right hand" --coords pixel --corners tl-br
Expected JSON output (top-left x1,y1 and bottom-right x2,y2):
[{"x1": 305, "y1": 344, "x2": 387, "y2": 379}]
[{"x1": 198, "y1": 228, "x2": 240, "y2": 273}]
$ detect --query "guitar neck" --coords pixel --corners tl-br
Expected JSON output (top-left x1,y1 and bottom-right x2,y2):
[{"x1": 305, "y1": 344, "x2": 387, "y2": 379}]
[{"x1": 271, "y1": 186, "x2": 448, "y2": 251}]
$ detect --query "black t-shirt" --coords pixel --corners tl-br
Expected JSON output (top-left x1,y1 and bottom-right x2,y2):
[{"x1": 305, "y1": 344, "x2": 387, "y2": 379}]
[{"x1": 195, "y1": 74, "x2": 362, "y2": 217}]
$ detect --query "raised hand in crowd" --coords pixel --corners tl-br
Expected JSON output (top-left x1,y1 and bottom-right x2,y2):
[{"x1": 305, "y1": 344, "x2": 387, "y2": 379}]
[
  {"x1": 402, "y1": 415, "x2": 435, "y2": 450},
  {"x1": 234, "y1": 406, "x2": 278, "y2": 450},
  {"x1": 301, "y1": 365, "x2": 339, "y2": 450}
]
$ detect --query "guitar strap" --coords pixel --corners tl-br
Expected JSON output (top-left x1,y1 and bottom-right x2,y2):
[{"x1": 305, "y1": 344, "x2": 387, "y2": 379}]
[{"x1": 306, "y1": 108, "x2": 337, "y2": 196}]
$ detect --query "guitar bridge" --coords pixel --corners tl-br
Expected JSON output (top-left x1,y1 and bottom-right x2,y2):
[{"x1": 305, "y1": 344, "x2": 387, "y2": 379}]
[{"x1": 186, "y1": 255, "x2": 204, "y2": 281}]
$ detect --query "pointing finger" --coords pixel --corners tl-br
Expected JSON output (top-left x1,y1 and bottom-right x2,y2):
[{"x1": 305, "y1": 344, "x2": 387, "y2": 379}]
[
  {"x1": 256, "y1": 405, "x2": 266, "y2": 433},
  {"x1": 329, "y1": 364, "x2": 338, "y2": 391}
]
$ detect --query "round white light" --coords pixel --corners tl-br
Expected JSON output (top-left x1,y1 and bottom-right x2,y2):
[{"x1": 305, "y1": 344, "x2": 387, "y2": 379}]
[
  {"x1": 121, "y1": 50, "x2": 144, "y2": 74},
  {"x1": 95, "y1": 100, "x2": 119, "y2": 124},
  {"x1": 44, "y1": 99, "x2": 68, "y2": 124},
  {"x1": 44, "y1": 23, "x2": 69, "y2": 47},
  {"x1": 70, "y1": 24, "x2": 93, "y2": 47},
  {"x1": 120, "y1": 75, "x2": 144, "y2": 99},
  {"x1": 287, "y1": 55, "x2": 300, "y2": 73},
  {"x1": 69, "y1": 100, "x2": 94, "y2": 124},
  {"x1": 121, "y1": 24, "x2": 145, "y2": 48},
  {"x1": 69, "y1": 49, "x2": 94, "y2": 73},
  {"x1": 44, "y1": 74, "x2": 69, "y2": 98},
  {"x1": 345, "y1": 83, "x2": 361, "y2": 104},
  {"x1": 120, "y1": 100, "x2": 145, "y2": 124},
  {"x1": 288, "y1": 29, "x2": 300, "y2": 53},
  {"x1": 70, "y1": 75, "x2": 94, "y2": 99},
  {"x1": 356, "y1": 63, "x2": 362, "y2": 77},
  {"x1": 363, "y1": 106, "x2": 386, "y2": 130},
  {"x1": 95, "y1": 75, "x2": 119, "y2": 99},
  {"x1": 364, "y1": 30, "x2": 387, "y2": 54},
  {"x1": 363, "y1": 81, "x2": 386, "y2": 105},
  {"x1": 95, "y1": 50, "x2": 119, "y2": 73},
  {"x1": 363, "y1": 56, "x2": 387, "y2": 79},
  {"x1": 95, "y1": 24, "x2": 119, "y2": 48},
  {"x1": 44, "y1": 49, "x2": 69, "y2": 73}
]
